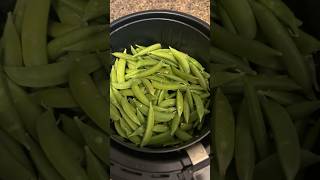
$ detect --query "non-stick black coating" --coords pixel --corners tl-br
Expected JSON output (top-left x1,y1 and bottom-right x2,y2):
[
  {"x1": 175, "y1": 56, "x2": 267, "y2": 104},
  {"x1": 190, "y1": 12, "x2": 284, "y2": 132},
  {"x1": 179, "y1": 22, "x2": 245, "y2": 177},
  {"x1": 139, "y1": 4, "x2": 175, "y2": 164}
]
[{"x1": 110, "y1": 10, "x2": 211, "y2": 153}]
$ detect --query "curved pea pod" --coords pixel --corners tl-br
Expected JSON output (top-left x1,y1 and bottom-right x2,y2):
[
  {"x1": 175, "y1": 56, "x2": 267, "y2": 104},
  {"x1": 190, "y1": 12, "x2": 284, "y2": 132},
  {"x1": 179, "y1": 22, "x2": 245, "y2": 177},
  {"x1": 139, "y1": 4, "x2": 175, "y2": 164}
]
[
  {"x1": 190, "y1": 63, "x2": 208, "y2": 89},
  {"x1": 141, "y1": 103, "x2": 155, "y2": 147},
  {"x1": 112, "y1": 79, "x2": 141, "y2": 90},
  {"x1": 52, "y1": 0, "x2": 84, "y2": 25},
  {"x1": 243, "y1": 77, "x2": 270, "y2": 159},
  {"x1": 0, "y1": 142, "x2": 36, "y2": 180},
  {"x1": 247, "y1": 56, "x2": 284, "y2": 71},
  {"x1": 260, "y1": 97, "x2": 300, "y2": 180},
  {"x1": 59, "y1": 0, "x2": 87, "y2": 14},
  {"x1": 216, "y1": 1, "x2": 237, "y2": 34},
  {"x1": 192, "y1": 93, "x2": 204, "y2": 122},
  {"x1": 148, "y1": 131, "x2": 174, "y2": 146},
  {"x1": 48, "y1": 25, "x2": 106, "y2": 59},
  {"x1": 33, "y1": 88, "x2": 78, "y2": 108},
  {"x1": 129, "y1": 126, "x2": 145, "y2": 137},
  {"x1": 149, "y1": 50, "x2": 177, "y2": 63},
  {"x1": 22, "y1": 0, "x2": 50, "y2": 66},
  {"x1": 252, "y1": 2, "x2": 312, "y2": 94},
  {"x1": 3, "y1": 13, "x2": 23, "y2": 66},
  {"x1": 235, "y1": 100, "x2": 255, "y2": 180},
  {"x1": 48, "y1": 22, "x2": 81, "y2": 38},
  {"x1": 175, "y1": 90, "x2": 184, "y2": 117},
  {"x1": 76, "y1": 119, "x2": 109, "y2": 166},
  {"x1": 110, "y1": 104, "x2": 121, "y2": 122},
  {"x1": 212, "y1": 71, "x2": 244, "y2": 88},
  {"x1": 183, "y1": 94, "x2": 190, "y2": 124},
  {"x1": 133, "y1": 43, "x2": 161, "y2": 57},
  {"x1": 169, "y1": 47, "x2": 190, "y2": 73},
  {"x1": 302, "y1": 118, "x2": 320, "y2": 150},
  {"x1": 258, "y1": 90, "x2": 305, "y2": 106},
  {"x1": 112, "y1": 52, "x2": 136, "y2": 61},
  {"x1": 141, "y1": 78, "x2": 156, "y2": 95},
  {"x1": 69, "y1": 65, "x2": 109, "y2": 134},
  {"x1": 133, "y1": 62, "x2": 163, "y2": 78},
  {"x1": 64, "y1": 31, "x2": 108, "y2": 52},
  {"x1": 85, "y1": 146, "x2": 109, "y2": 180},
  {"x1": 213, "y1": 88, "x2": 235, "y2": 177},
  {"x1": 83, "y1": 0, "x2": 108, "y2": 21},
  {"x1": 158, "y1": 98, "x2": 176, "y2": 108},
  {"x1": 0, "y1": 130, "x2": 34, "y2": 174},
  {"x1": 60, "y1": 114, "x2": 85, "y2": 146},
  {"x1": 153, "y1": 124, "x2": 169, "y2": 133},
  {"x1": 37, "y1": 111, "x2": 88, "y2": 180},
  {"x1": 211, "y1": 24, "x2": 282, "y2": 58},
  {"x1": 170, "y1": 114, "x2": 181, "y2": 136},
  {"x1": 114, "y1": 121, "x2": 127, "y2": 138},
  {"x1": 116, "y1": 59, "x2": 126, "y2": 83},
  {"x1": 171, "y1": 66, "x2": 199, "y2": 83},
  {"x1": 121, "y1": 97, "x2": 141, "y2": 125},
  {"x1": 151, "y1": 80, "x2": 187, "y2": 90},
  {"x1": 294, "y1": 30, "x2": 320, "y2": 54},
  {"x1": 132, "y1": 81, "x2": 150, "y2": 105},
  {"x1": 175, "y1": 129, "x2": 192, "y2": 141},
  {"x1": 13, "y1": 0, "x2": 27, "y2": 34},
  {"x1": 118, "y1": 107, "x2": 138, "y2": 131},
  {"x1": 220, "y1": 0, "x2": 257, "y2": 39},
  {"x1": 286, "y1": 101, "x2": 320, "y2": 120}
]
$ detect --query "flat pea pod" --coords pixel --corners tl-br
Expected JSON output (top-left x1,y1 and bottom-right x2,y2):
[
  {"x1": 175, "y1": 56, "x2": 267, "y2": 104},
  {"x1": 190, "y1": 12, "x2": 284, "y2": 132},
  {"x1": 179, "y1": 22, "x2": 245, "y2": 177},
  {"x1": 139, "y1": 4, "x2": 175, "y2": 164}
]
[
  {"x1": 76, "y1": 119, "x2": 109, "y2": 166},
  {"x1": 192, "y1": 93, "x2": 204, "y2": 122},
  {"x1": 294, "y1": 29, "x2": 320, "y2": 55},
  {"x1": 69, "y1": 65, "x2": 109, "y2": 133},
  {"x1": 258, "y1": 90, "x2": 305, "y2": 106},
  {"x1": 13, "y1": 0, "x2": 27, "y2": 34},
  {"x1": 169, "y1": 47, "x2": 190, "y2": 73},
  {"x1": 243, "y1": 77, "x2": 270, "y2": 159},
  {"x1": 60, "y1": 114, "x2": 85, "y2": 146},
  {"x1": 48, "y1": 22, "x2": 81, "y2": 38},
  {"x1": 85, "y1": 146, "x2": 109, "y2": 180},
  {"x1": 252, "y1": 2, "x2": 312, "y2": 94},
  {"x1": 116, "y1": 59, "x2": 126, "y2": 83},
  {"x1": 141, "y1": 103, "x2": 155, "y2": 147},
  {"x1": 136, "y1": 108, "x2": 145, "y2": 124},
  {"x1": 302, "y1": 118, "x2": 320, "y2": 150},
  {"x1": 260, "y1": 97, "x2": 300, "y2": 180},
  {"x1": 22, "y1": 0, "x2": 50, "y2": 66},
  {"x1": 132, "y1": 81, "x2": 150, "y2": 105},
  {"x1": 133, "y1": 43, "x2": 161, "y2": 57},
  {"x1": 119, "y1": 117, "x2": 132, "y2": 136},
  {"x1": 216, "y1": 1, "x2": 237, "y2": 34},
  {"x1": 112, "y1": 52, "x2": 136, "y2": 61},
  {"x1": 235, "y1": 100, "x2": 255, "y2": 180},
  {"x1": 158, "y1": 98, "x2": 176, "y2": 108},
  {"x1": 183, "y1": 94, "x2": 190, "y2": 124},
  {"x1": 112, "y1": 79, "x2": 141, "y2": 90},
  {"x1": 131, "y1": 45, "x2": 137, "y2": 55},
  {"x1": 132, "y1": 62, "x2": 163, "y2": 78},
  {"x1": 33, "y1": 88, "x2": 78, "y2": 108},
  {"x1": 171, "y1": 66, "x2": 199, "y2": 83},
  {"x1": 175, "y1": 129, "x2": 192, "y2": 141},
  {"x1": 176, "y1": 90, "x2": 184, "y2": 117},
  {"x1": 110, "y1": 104, "x2": 121, "y2": 121},
  {"x1": 114, "y1": 121, "x2": 127, "y2": 138},
  {"x1": 118, "y1": 107, "x2": 139, "y2": 131},
  {"x1": 211, "y1": 24, "x2": 282, "y2": 58},
  {"x1": 129, "y1": 126, "x2": 145, "y2": 137},
  {"x1": 213, "y1": 88, "x2": 235, "y2": 177},
  {"x1": 0, "y1": 142, "x2": 36, "y2": 180},
  {"x1": 170, "y1": 114, "x2": 181, "y2": 135},
  {"x1": 162, "y1": 74, "x2": 189, "y2": 84},
  {"x1": 153, "y1": 124, "x2": 169, "y2": 133},
  {"x1": 5, "y1": 54, "x2": 101, "y2": 87},
  {"x1": 286, "y1": 101, "x2": 320, "y2": 120},
  {"x1": 148, "y1": 131, "x2": 174, "y2": 146},
  {"x1": 186, "y1": 89, "x2": 194, "y2": 109},
  {"x1": 136, "y1": 57, "x2": 159, "y2": 68},
  {"x1": 149, "y1": 50, "x2": 177, "y2": 63},
  {"x1": 141, "y1": 78, "x2": 156, "y2": 96},
  {"x1": 48, "y1": 25, "x2": 106, "y2": 59},
  {"x1": 151, "y1": 80, "x2": 186, "y2": 90},
  {"x1": 37, "y1": 111, "x2": 88, "y2": 180},
  {"x1": 121, "y1": 97, "x2": 141, "y2": 126},
  {"x1": 3, "y1": 13, "x2": 23, "y2": 66},
  {"x1": 83, "y1": 0, "x2": 108, "y2": 21}
]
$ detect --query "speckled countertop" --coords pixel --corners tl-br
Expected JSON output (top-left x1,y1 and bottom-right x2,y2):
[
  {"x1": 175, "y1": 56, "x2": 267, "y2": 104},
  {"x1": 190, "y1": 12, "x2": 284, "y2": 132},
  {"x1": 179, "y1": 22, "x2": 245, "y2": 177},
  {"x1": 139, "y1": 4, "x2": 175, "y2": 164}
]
[{"x1": 110, "y1": 0, "x2": 210, "y2": 24}]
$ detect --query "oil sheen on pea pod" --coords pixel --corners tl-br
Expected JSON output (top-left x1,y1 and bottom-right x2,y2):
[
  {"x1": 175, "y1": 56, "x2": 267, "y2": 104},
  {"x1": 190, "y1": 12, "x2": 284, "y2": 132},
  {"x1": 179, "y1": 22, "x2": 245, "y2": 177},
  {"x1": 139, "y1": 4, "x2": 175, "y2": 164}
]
[
  {"x1": 21, "y1": 0, "x2": 50, "y2": 66},
  {"x1": 213, "y1": 88, "x2": 235, "y2": 177},
  {"x1": 37, "y1": 111, "x2": 87, "y2": 180},
  {"x1": 251, "y1": 2, "x2": 312, "y2": 95},
  {"x1": 260, "y1": 97, "x2": 300, "y2": 180},
  {"x1": 220, "y1": 0, "x2": 257, "y2": 39},
  {"x1": 85, "y1": 146, "x2": 109, "y2": 180}
]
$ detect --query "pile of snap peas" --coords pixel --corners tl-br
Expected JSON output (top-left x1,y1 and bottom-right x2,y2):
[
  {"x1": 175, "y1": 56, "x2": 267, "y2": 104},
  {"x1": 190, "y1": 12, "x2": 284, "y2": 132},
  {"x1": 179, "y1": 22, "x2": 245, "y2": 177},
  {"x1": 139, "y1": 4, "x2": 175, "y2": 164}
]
[
  {"x1": 211, "y1": 0, "x2": 320, "y2": 180},
  {"x1": 0, "y1": 0, "x2": 109, "y2": 180},
  {"x1": 110, "y1": 43, "x2": 210, "y2": 147}
]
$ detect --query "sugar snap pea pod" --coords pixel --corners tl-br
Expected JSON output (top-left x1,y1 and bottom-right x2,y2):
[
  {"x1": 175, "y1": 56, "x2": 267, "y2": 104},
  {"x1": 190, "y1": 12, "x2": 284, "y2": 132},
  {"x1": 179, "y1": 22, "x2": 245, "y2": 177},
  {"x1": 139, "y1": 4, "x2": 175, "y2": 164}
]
[
  {"x1": 116, "y1": 59, "x2": 126, "y2": 83},
  {"x1": 132, "y1": 62, "x2": 163, "y2": 78},
  {"x1": 64, "y1": 31, "x2": 109, "y2": 52},
  {"x1": 153, "y1": 124, "x2": 169, "y2": 133},
  {"x1": 112, "y1": 52, "x2": 136, "y2": 61},
  {"x1": 180, "y1": 123, "x2": 193, "y2": 131},
  {"x1": 22, "y1": 0, "x2": 50, "y2": 66},
  {"x1": 125, "y1": 69, "x2": 144, "y2": 80},
  {"x1": 136, "y1": 58, "x2": 159, "y2": 68},
  {"x1": 85, "y1": 146, "x2": 109, "y2": 180},
  {"x1": 83, "y1": 0, "x2": 108, "y2": 21},
  {"x1": 220, "y1": 0, "x2": 256, "y2": 38},
  {"x1": 133, "y1": 43, "x2": 161, "y2": 57},
  {"x1": 128, "y1": 135, "x2": 141, "y2": 145},
  {"x1": 110, "y1": 87, "x2": 121, "y2": 108},
  {"x1": 186, "y1": 88, "x2": 194, "y2": 109},
  {"x1": 153, "y1": 106, "x2": 176, "y2": 113},
  {"x1": 121, "y1": 97, "x2": 141, "y2": 125},
  {"x1": 118, "y1": 106, "x2": 138, "y2": 130},
  {"x1": 151, "y1": 80, "x2": 186, "y2": 90},
  {"x1": 33, "y1": 88, "x2": 78, "y2": 108},
  {"x1": 48, "y1": 25, "x2": 106, "y2": 59},
  {"x1": 212, "y1": 71, "x2": 244, "y2": 88},
  {"x1": 120, "y1": 89, "x2": 134, "y2": 96},
  {"x1": 247, "y1": 56, "x2": 284, "y2": 71},
  {"x1": 13, "y1": 0, "x2": 26, "y2": 34},
  {"x1": 286, "y1": 101, "x2": 320, "y2": 120},
  {"x1": 119, "y1": 117, "x2": 132, "y2": 136},
  {"x1": 211, "y1": 24, "x2": 282, "y2": 58},
  {"x1": 243, "y1": 77, "x2": 270, "y2": 159},
  {"x1": 192, "y1": 93, "x2": 204, "y2": 122},
  {"x1": 132, "y1": 81, "x2": 150, "y2": 105},
  {"x1": 157, "y1": 90, "x2": 167, "y2": 104},
  {"x1": 213, "y1": 88, "x2": 235, "y2": 177},
  {"x1": 131, "y1": 45, "x2": 137, "y2": 55},
  {"x1": 158, "y1": 98, "x2": 176, "y2": 108},
  {"x1": 114, "y1": 121, "x2": 127, "y2": 138},
  {"x1": 48, "y1": 22, "x2": 81, "y2": 38},
  {"x1": 129, "y1": 126, "x2": 145, "y2": 137},
  {"x1": 216, "y1": 1, "x2": 237, "y2": 34},
  {"x1": 175, "y1": 129, "x2": 192, "y2": 141},
  {"x1": 235, "y1": 100, "x2": 255, "y2": 180},
  {"x1": 260, "y1": 97, "x2": 300, "y2": 180},
  {"x1": 60, "y1": 0, "x2": 87, "y2": 14},
  {"x1": 148, "y1": 131, "x2": 174, "y2": 146},
  {"x1": 183, "y1": 93, "x2": 190, "y2": 124},
  {"x1": 136, "y1": 108, "x2": 145, "y2": 124},
  {"x1": 112, "y1": 79, "x2": 141, "y2": 90},
  {"x1": 76, "y1": 119, "x2": 109, "y2": 165},
  {"x1": 69, "y1": 65, "x2": 109, "y2": 133},
  {"x1": 169, "y1": 47, "x2": 190, "y2": 73},
  {"x1": 141, "y1": 103, "x2": 155, "y2": 147},
  {"x1": 3, "y1": 13, "x2": 23, "y2": 66},
  {"x1": 258, "y1": 90, "x2": 305, "y2": 106},
  {"x1": 0, "y1": 130, "x2": 34, "y2": 174},
  {"x1": 52, "y1": 0, "x2": 83, "y2": 25},
  {"x1": 149, "y1": 50, "x2": 177, "y2": 63},
  {"x1": 252, "y1": 2, "x2": 312, "y2": 94},
  {"x1": 258, "y1": 0, "x2": 299, "y2": 36},
  {"x1": 171, "y1": 114, "x2": 181, "y2": 135},
  {"x1": 176, "y1": 90, "x2": 184, "y2": 117},
  {"x1": 146, "y1": 75, "x2": 171, "y2": 83},
  {"x1": 162, "y1": 74, "x2": 189, "y2": 85},
  {"x1": 37, "y1": 111, "x2": 88, "y2": 180},
  {"x1": 0, "y1": 142, "x2": 36, "y2": 180},
  {"x1": 302, "y1": 119, "x2": 320, "y2": 150},
  {"x1": 294, "y1": 30, "x2": 320, "y2": 54},
  {"x1": 110, "y1": 104, "x2": 121, "y2": 121},
  {"x1": 60, "y1": 114, "x2": 85, "y2": 146}
]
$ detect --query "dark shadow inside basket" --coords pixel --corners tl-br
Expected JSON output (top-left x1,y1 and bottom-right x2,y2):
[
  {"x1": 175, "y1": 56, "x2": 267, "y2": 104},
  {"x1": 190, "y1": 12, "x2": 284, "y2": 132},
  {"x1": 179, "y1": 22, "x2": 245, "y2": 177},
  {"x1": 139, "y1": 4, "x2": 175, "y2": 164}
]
[{"x1": 110, "y1": 10, "x2": 211, "y2": 153}]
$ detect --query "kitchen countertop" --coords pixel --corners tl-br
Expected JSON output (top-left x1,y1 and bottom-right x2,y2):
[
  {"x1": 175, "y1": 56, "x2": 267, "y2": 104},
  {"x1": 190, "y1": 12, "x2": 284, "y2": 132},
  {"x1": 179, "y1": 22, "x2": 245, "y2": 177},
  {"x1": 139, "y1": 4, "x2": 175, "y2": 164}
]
[{"x1": 110, "y1": 0, "x2": 210, "y2": 24}]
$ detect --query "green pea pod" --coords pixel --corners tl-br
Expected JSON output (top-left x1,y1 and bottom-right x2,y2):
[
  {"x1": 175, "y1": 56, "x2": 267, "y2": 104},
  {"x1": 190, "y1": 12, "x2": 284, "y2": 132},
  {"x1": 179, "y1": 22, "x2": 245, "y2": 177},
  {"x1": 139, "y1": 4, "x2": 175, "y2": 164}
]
[
  {"x1": 148, "y1": 131, "x2": 174, "y2": 146},
  {"x1": 76, "y1": 119, "x2": 109, "y2": 166},
  {"x1": 3, "y1": 13, "x2": 23, "y2": 66},
  {"x1": 48, "y1": 25, "x2": 106, "y2": 59},
  {"x1": 22, "y1": 0, "x2": 50, "y2": 66},
  {"x1": 110, "y1": 104, "x2": 121, "y2": 121},
  {"x1": 158, "y1": 98, "x2": 176, "y2": 108},
  {"x1": 141, "y1": 103, "x2": 155, "y2": 147},
  {"x1": 136, "y1": 58, "x2": 159, "y2": 68},
  {"x1": 180, "y1": 123, "x2": 193, "y2": 131},
  {"x1": 136, "y1": 108, "x2": 145, "y2": 124},
  {"x1": 128, "y1": 135, "x2": 141, "y2": 145},
  {"x1": 118, "y1": 106, "x2": 138, "y2": 131},
  {"x1": 216, "y1": 1, "x2": 237, "y2": 34},
  {"x1": 133, "y1": 62, "x2": 163, "y2": 78},
  {"x1": 190, "y1": 63, "x2": 208, "y2": 89},
  {"x1": 286, "y1": 101, "x2": 320, "y2": 119},
  {"x1": 60, "y1": 0, "x2": 87, "y2": 14},
  {"x1": 112, "y1": 52, "x2": 136, "y2": 61},
  {"x1": 52, "y1": 0, "x2": 84, "y2": 25},
  {"x1": 176, "y1": 90, "x2": 184, "y2": 117},
  {"x1": 153, "y1": 124, "x2": 169, "y2": 133},
  {"x1": 141, "y1": 78, "x2": 156, "y2": 96},
  {"x1": 212, "y1": 71, "x2": 244, "y2": 88},
  {"x1": 114, "y1": 121, "x2": 127, "y2": 138},
  {"x1": 112, "y1": 79, "x2": 141, "y2": 90},
  {"x1": 260, "y1": 97, "x2": 300, "y2": 180},
  {"x1": 183, "y1": 94, "x2": 190, "y2": 124},
  {"x1": 247, "y1": 56, "x2": 284, "y2": 71},
  {"x1": 293, "y1": 29, "x2": 320, "y2": 55},
  {"x1": 149, "y1": 50, "x2": 177, "y2": 63},
  {"x1": 170, "y1": 113, "x2": 181, "y2": 136},
  {"x1": 33, "y1": 88, "x2": 78, "y2": 108},
  {"x1": 192, "y1": 93, "x2": 204, "y2": 122},
  {"x1": 252, "y1": 2, "x2": 312, "y2": 94},
  {"x1": 129, "y1": 126, "x2": 145, "y2": 137},
  {"x1": 175, "y1": 129, "x2": 192, "y2": 141},
  {"x1": 258, "y1": 90, "x2": 305, "y2": 106},
  {"x1": 171, "y1": 66, "x2": 199, "y2": 83},
  {"x1": 213, "y1": 88, "x2": 235, "y2": 177},
  {"x1": 235, "y1": 100, "x2": 255, "y2": 180},
  {"x1": 13, "y1": 0, "x2": 27, "y2": 34},
  {"x1": 131, "y1": 45, "x2": 137, "y2": 55},
  {"x1": 64, "y1": 31, "x2": 108, "y2": 52},
  {"x1": 121, "y1": 97, "x2": 141, "y2": 125},
  {"x1": 211, "y1": 24, "x2": 282, "y2": 58},
  {"x1": 169, "y1": 47, "x2": 190, "y2": 73},
  {"x1": 0, "y1": 142, "x2": 36, "y2": 180},
  {"x1": 60, "y1": 114, "x2": 85, "y2": 146},
  {"x1": 48, "y1": 22, "x2": 81, "y2": 38},
  {"x1": 303, "y1": 118, "x2": 320, "y2": 150},
  {"x1": 69, "y1": 65, "x2": 109, "y2": 133},
  {"x1": 83, "y1": 0, "x2": 108, "y2": 21},
  {"x1": 243, "y1": 77, "x2": 270, "y2": 159},
  {"x1": 132, "y1": 81, "x2": 150, "y2": 105},
  {"x1": 151, "y1": 80, "x2": 186, "y2": 90},
  {"x1": 37, "y1": 111, "x2": 88, "y2": 180},
  {"x1": 85, "y1": 146, "x2": 109, "y2": 180},
  {"x1": 133, "y1": 43, "x2": 161, "y2": 57}
]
